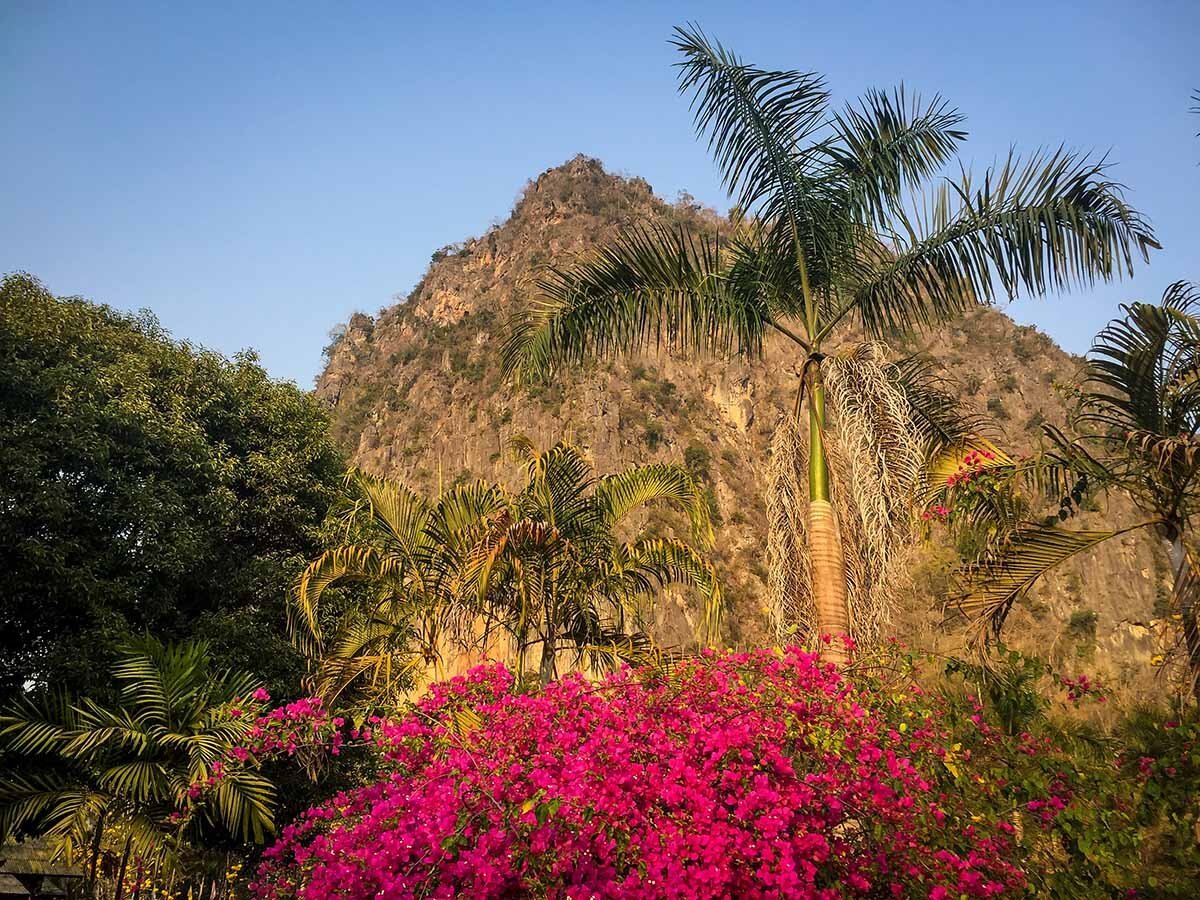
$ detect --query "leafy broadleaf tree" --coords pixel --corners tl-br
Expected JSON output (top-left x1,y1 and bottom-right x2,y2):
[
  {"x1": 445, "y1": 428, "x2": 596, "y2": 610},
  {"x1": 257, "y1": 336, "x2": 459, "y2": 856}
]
[
  {"x1": 503, "y1": 26, "x2": 1157, "y2": 661},
  {"x1": 948, "y1": 283, "x2": 1200, "y2": 690},
  {"x1": 0, "y1": 274, "x2": 345, "y2": 702},
  {"x1": 0, "y1": 638, "x2": 274, "y2": 888},
  {"x1": 291, "y1": 441, "x2": 721, "y2": 700}
]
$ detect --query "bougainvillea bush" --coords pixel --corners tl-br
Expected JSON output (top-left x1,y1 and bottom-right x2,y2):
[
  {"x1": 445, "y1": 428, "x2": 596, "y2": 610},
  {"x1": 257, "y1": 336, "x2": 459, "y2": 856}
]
[
  {"x1": 212, "y1": 644, "x2": 1200, "y2": 898},
  {"x1": 246, "y1": 646, "x2": 1046, "y2": 899}
]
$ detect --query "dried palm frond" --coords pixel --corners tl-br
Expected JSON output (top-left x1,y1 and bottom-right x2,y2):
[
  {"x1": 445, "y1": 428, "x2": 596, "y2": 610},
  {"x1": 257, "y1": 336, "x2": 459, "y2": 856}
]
[
  {"x1": 767, "y1": 413, "x2": 814, "y2": 640},
  {"x1": 768, "y1": 343, "x2": 960, "y2": 646},
  {"x1": 825, "y1": 344, "x2": 925, "y2": 640}
]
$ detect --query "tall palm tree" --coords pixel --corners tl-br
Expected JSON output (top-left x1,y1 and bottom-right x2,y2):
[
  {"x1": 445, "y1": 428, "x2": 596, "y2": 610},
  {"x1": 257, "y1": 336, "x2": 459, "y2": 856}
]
[
  {"x1": 948, "y1": 283, "x2": 1200, "y2": 689},
  {"x1": 503, "y1": 25, "x2": 1157, "y2": 661},
  {"x1": 465, "y1": 438, "x2": 721, "y2": 686},
  {"x1": 0, "y1": 638, "x2": 274, "y2": 889},
  {"x1": 292, "y1": 445, "x2": 721, "y2": 695}
]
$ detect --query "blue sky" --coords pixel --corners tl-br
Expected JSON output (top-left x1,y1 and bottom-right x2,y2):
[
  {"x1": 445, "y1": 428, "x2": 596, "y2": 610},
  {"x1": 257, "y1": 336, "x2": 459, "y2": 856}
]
[{"x1": 2, "y1": 1, "x2": 1197, "y2": 385}]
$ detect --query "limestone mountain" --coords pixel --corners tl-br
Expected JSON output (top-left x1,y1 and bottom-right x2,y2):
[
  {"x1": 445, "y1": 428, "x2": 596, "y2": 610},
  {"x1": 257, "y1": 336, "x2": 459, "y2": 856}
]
[{"x1": 317, "y1": 155, "x2": 1168, "y2": 689}]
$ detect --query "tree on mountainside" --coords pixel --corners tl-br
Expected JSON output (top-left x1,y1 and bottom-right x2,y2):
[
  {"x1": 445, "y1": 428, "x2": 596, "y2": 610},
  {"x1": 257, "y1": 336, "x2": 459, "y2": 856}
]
[
  {"x1": 0, "y1": 273, "x2": 345, "y2": 701},
  {"x1": 504, "y1": 25, "x2": 1157, "y2": 661}
]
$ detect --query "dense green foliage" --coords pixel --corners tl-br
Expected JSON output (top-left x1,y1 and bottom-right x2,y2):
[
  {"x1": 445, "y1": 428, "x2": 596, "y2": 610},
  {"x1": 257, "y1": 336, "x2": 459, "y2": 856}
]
[
  {"x1": 0, "y1": 274, "x2": 345, "y2": 700},
  {"x1": 0, "y1": 638, "x2": 274, "y2": 890},
  {"x1": 291, "y1": 439, "x2": 721, "y2": 707}
]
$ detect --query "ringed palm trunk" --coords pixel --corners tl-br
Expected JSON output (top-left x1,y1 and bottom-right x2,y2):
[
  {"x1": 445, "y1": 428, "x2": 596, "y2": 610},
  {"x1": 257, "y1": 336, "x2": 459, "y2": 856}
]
[{"x1": 806, "y1": 361, "x2": 851, "y2": 664}]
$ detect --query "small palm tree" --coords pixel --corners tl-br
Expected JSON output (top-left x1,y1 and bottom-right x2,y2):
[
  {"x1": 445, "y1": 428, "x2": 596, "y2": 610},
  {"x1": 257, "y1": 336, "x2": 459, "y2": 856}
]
[
  {"x1": 949, "y1": 283, "x2": 1200, "y2": 689},
  {"x1": 0, "y1": 638, "x2": 274, "y2": 889},
  {"x1": 503, "y1": 25, "x2": 1157, "y2": 661},
  {"x1": 290, "y1": 469, "x2": 511, "y2": 707},
  {"x1": 466, "y1": 438, "x2": 721, "y2": 686},
  {"x1": 292, "y1": 445, "x2": 721, "y2": 695}
]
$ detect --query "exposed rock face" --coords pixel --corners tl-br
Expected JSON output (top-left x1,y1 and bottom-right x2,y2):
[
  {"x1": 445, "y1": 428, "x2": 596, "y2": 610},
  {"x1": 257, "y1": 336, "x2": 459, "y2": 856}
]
[{"x1": 317, "y1": 155, "x2": 1168, "y2": 693}]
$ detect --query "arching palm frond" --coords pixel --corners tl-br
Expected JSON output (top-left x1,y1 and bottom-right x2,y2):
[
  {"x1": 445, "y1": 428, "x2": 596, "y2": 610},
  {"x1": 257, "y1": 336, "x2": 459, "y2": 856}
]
[
  {"x1": 210, "y1": 769, "x2": 275, "y2": 845},
  {"x1": 824, "y1": 87, "x2": 966, "y2": 223},
  {"x1": 348, "y1": 468, "x2": 432, "y2": 553},
  {"x1": 1083, "y1": 283, "x2": 1200, "y2": 442},
  {"x1": 622, "y1": 538, "x2": 724, "y2": 644},
  {"x1": 289, "y1": 545, "x2": 405, "y2": 654},
  {"x1": 671, "y1": 23, "x2": 829, "y2": 231},
  {"x1": 504, "y1": 223, "x2": 769, "y2": 382},
  {"x1": 952, "y1": 523, "x2": 1154, "y2": 634},
  {"x1": 851, "y1": 149, "x2": 1158, "y2": 337},
  {"x1": 594, "y1": 463, "x2": 713, "y2": 546},
  {"x1": 892, "y1": 356, "x2": 985, "y2": 457}
]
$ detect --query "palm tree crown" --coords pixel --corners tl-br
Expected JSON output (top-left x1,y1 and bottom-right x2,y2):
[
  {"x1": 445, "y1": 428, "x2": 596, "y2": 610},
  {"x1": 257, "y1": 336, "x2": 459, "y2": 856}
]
[
  {"x1": 292, "y1": 442, "x2": 721, "y2": 698},
  {"x1": 504, "y1": 25, "x2": 1157, "y2": 659}
]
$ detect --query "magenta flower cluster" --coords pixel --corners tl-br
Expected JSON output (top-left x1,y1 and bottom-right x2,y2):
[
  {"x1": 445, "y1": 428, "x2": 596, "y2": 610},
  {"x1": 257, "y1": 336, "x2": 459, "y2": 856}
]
[
  {"x1": 185, "y1": 691, "x2": 347, "y2": 812},
  {"x1": 249, "y1": 649, "x2": 1026, "y2": 899},
  {"x1": 232, "y1": 693, "x2": 347, "y2": 759}
]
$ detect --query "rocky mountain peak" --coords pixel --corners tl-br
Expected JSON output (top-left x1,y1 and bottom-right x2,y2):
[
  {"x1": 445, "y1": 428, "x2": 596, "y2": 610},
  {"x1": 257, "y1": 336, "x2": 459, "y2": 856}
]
[{"x1": 316, "y1": 156, "x2": 1168, "y2": 691}]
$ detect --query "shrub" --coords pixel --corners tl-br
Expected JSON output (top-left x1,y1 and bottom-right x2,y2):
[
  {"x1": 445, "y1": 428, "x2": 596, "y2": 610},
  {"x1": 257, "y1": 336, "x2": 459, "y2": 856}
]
[
  {"x1": 683, "y1": 443, "x2": 712, "y2": 481},
  {"x1": 643, "y1": 422, "x2": 665, "y2": 451},
  {"x1": 210, "y1": 647, "x2": 1200, "y2": 899},
  {"x1": 251, "y1": 650, "x2": 1033, "y2": 899},
  {"x1": 1068, "y1": 608, "x2": 1099, "y2": 640}
]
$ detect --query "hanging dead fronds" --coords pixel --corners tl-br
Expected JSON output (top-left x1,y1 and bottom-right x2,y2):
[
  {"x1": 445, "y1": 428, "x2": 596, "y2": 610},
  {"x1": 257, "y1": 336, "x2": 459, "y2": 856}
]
[
  {"x1": 767, "y1": 413, "x2": 814, "y2": 640},
  {"x1": 768, "y1": 342, "x2": 951, "y2": 646}
]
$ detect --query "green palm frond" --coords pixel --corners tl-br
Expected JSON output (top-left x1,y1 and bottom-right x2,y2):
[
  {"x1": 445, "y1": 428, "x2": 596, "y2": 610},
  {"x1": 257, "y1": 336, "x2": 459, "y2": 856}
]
[
  {"x1": 1083, "y1": 283, "x2": 1200, "y2": 439},
  {"x1": 595, "y1": 463, "x2": 713, "y2": 546},
  {"x1": 852, "y1": 149, "x2": 1158, "y2": 337},
  {"x1": 824, "y1": 87, "x2": 966, "y2": 222},
  {"x1": 952, "y1": 522, "x2": 1153, "y2": 633},
  {"x1": 624, "y1": 538, "x2": 724, "y2": 644},
  {"x1": 290, "y1": 545, "x2": 404, "y2": 651},
  {"x1": 348, "y1": 468, "x2": 431, "y2": 553},
  {"x1": 520, "y1": 441, "x2": 599, "y2": 529},
  {"x1": 209, "y1": 770, "x2": 275, "y2": 845},
  {"x1": 95, "y1": 761, "x2": 167, "y2": 805},
  {"x1": 671, "y1": 23, "x2": 829, "y2": 230},
  {"x1": 504, "y1": 223, "x2": 766, "y2": 382},
  {"x1": 0, "y1": 691, "x2": 79, "y2": 756},
  {"x1": 0, "y1": 773, "x2": 98, "y2": 844}
]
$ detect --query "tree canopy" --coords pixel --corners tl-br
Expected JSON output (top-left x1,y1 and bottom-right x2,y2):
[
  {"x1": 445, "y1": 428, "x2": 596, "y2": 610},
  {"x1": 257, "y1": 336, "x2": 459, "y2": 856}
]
[{"x1": 0, "y1": 273, "x2": 345, "y2": 701}]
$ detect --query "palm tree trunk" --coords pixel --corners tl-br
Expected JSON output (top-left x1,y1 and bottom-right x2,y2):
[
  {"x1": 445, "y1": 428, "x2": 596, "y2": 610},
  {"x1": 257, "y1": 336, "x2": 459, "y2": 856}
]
[
  {"x1": 539, "y1": 604, "x2": 557, "y2": 687},
  {"x1": 86, "y1": 809, "x2": 107, "y2": 900},
  {"x1": 806, "y1": 361, "x2": 851, "y2": 664},
  {"x1": 113, "y1": 837, "x2": 132, "y2": 900},
  {"x1": 1164, "y1": 528, "x2": 1200, "y2": 699}
]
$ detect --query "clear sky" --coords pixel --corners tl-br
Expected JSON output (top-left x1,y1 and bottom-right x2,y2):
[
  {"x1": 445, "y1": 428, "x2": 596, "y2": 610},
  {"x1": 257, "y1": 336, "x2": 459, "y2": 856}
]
[{"x1": 2, "y1": 1, "x2": 1197, "y2": 386}]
